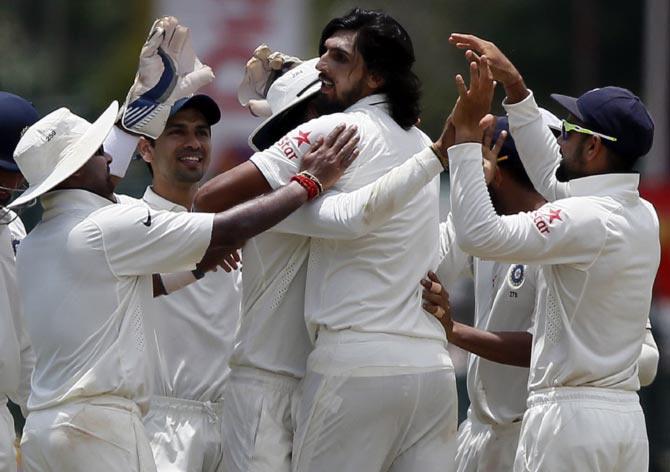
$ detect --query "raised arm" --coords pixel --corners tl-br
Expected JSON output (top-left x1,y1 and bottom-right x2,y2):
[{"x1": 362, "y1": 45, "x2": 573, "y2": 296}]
[{"x1": 449, "y1": 34, "x2": 568, "y2": 201}]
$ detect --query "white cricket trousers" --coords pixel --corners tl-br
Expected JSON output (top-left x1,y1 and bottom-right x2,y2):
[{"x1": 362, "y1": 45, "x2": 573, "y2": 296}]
[
  {"x1": 221, "y1": 366, "x2": 299, "y2": 472},
  {"x1": 143, "y1": 395, "x2": 225, "y2": 472},
  {"x1": 0, "y1": 403, "x2": 17, "y2": 472},
  {"x1": 21, "y1": 396, "x2": 156, "y2": 472},
  {"x1": 513, "y1": 387, "x2": 648, "y2": 471},
  {"x1": 292, "y1": 331, "x2": 458, "y2": 472},
  {"x1": 455, "y1": 408, "x2": 521, "y2": 472}
]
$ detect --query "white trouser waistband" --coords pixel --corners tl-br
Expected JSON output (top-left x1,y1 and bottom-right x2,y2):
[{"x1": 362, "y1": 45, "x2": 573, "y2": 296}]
[
  {"x1": 310, "y1": 328, "x2": 453, "y2": 376},
  {"x1": 149, "y1": 395, "x2": 224, "y2": 424},
  {"x1": 31, "y1": 394, "x2": 142, "y2": 418},
  {"x1": 527, "y1": 387, "x2": 639, "y2": 408},
  {"x1": 228, "y1": 366, "x2": 300, "y2": 394}
]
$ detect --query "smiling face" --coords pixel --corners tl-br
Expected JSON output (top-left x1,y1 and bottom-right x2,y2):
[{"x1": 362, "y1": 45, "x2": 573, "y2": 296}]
[
  {"x1": 316, "y1": 29, "x2": 379, "y2": 110},
  {"x1": 144, "y1": 107, "x2": 212, "y2": 186}
]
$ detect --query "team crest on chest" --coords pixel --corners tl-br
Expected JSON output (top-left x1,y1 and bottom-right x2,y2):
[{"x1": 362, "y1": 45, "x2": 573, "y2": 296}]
[{"x1": 508, "y1": 264, "x2": 526, "y2": 289}]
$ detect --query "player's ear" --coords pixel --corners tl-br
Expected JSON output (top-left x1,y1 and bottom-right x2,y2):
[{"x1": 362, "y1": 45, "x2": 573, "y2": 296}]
[
  {"x1": 366, "y1": 71, "x2": 384, "y2": 92},
  {"x1": 138, "y1": 137, "x2": 154, "y2": 164}
]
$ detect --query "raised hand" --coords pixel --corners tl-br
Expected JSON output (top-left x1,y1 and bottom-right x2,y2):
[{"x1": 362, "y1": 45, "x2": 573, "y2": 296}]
[
  {"x1": 238, "y1": 43, "x2": 303, "y2": 114},
  {"x1": 482, "y1": 120, "x2": 508, "y2": 185},
  {"x1": 121, "y1": 16, "x2": 215, "y2": 139},
  {"x1": 298, "y1": 124, "x2": 359, "y2": 192},
  {"x1": 452, "y1": 56, "x2": 496, "y2": 143}
]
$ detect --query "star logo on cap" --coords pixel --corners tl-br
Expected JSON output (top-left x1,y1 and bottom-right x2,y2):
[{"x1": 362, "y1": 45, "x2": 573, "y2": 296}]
[
  {"x1": 548, "y1": 209, "x2": 562, "y2": 224},
  {"x1": 295, "y1": 130, "x2": 311, "y2": 147}
]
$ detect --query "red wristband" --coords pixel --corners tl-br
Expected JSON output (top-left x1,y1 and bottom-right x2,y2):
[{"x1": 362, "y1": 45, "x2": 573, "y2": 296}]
[{"x1": 291, "y1": 174, "x2": 320, "y2": 200}]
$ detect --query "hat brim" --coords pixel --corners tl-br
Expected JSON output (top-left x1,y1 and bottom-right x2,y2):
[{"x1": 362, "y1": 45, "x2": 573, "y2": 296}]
[
  {"x1": 171, "y1": 94, "x2": 221, "y2": 125},
  {"x1": 550, "y1": 93, "x2": 584, "y2": 121},
  {"x1": 9, "y1": 101, "x2": 118, "y2": 208},
  {"x1": 248, "y1": 80, "x2": 321, "y2": 152}
]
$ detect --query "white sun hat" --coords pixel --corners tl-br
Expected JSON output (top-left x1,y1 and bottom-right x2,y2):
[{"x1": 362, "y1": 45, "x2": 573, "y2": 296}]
[
  {"x1": 9, "y1": 101, "x2": 118, "y2": 208},
  {"x1": 248, "y1": 58, "x2": 321, "y2": 152}
]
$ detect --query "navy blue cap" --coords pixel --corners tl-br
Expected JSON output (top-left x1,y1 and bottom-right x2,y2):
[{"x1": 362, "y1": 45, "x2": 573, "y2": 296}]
[
  {"x1": 551, "y1": 86, "x2": 654, "y2": 159},
  {"x1": 492, "y1": 117, "x2": 533, "y2": 188},
  {"x1": 0, "y1": 92, "x2": 39, "y2": 172},
  {"x1": 169, "y1": 94, "x2": 221, "y2": 126}
]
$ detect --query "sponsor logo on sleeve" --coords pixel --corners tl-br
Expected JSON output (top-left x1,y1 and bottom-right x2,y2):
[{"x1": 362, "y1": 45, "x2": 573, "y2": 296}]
[{"x1": 532, "y1": 207, "x2": 563, "y2": 235}]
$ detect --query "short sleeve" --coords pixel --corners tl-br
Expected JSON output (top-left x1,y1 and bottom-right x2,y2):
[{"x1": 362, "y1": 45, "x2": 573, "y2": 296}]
[
  {"x1": 87, "y1": 203, "x2": 214, "y2": 277},
  {"x1": 249, "y1": 113, "x2": 350, "y2": 189}
]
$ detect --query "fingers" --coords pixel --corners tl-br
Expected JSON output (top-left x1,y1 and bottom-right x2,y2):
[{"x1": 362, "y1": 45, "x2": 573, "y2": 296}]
[
  {"x1": 332, "y1": 126, "x2": 358, "y2": 155},
  {"x1": 454, "y1": 74, "x2": 467, "y2": 99},
  {"x1": 465, "y1": 49, "x2": 481, "y2": 65},
  {"x1": 307, "y1": 136, "x2": 325, "y2": 155},
  {"x1": 178, "y1": 66, "x2": 216, "y2": 95},
  {"x1": 323, "y1": 124, "x2": 347, "y2": 148},
  {"x1": 449, "y1": 33, "x2": 484, "y2": 51},
  {"x1": 491, "y1": 130, "x2": 507, "y2": 158}
]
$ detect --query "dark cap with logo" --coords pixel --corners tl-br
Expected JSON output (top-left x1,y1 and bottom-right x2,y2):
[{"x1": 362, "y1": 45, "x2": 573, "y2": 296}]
[
  {"x1": 551, "y1": 86, "x2": 654, "y2": 160},
  {"x1": 0, "y1": 92, "x2": 40, "y2": 172},
  {"x1": 169, "y1": 94, "x2": 221, "y2": 126}
]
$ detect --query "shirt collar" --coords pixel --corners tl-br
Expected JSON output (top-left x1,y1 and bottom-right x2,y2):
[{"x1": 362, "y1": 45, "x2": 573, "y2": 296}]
[
  {"x1": 40, "y1": 189, "x2": 117, "y2": 221},
  {"x1": 142, "y1": 186, "x2": 188, "y2": 213},
  {"x1": 566, "y1": 173, "x2": 640, "y2": 202},
  {"x1": 345, "y1": 94, "x2": 389, "y2": 114}
]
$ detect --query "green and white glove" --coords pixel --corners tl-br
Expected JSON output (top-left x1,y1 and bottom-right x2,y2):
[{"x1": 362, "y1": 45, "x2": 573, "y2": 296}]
[
  {"x1": 238, "y1": 44, "x2": 303, "y2": 116},
  {"x1": 120, "y1": 16, "x2": 214, "y2": 139}
]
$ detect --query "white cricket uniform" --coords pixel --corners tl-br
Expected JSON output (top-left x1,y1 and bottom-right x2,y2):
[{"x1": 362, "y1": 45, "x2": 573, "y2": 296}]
[
  {"x1": 0, "y1": 214, "x2": 34, "y2": 472},
  {"x1": 252, "y1": 94, "x2": 457, "y2": 472},
  {"x1": 16, "y1": 189, "x2": 214, "y2": 472},
  {"x1": 448, "y1": 91, "x2": 659, "y2": 472},
  {"x1": 221, "y1": 142, "x2": 446, "y2": 472},
  {"x1": 437, "y1": 215, "x2": 537, "y2": 472},
  {"x1": 137, "y1": 187, "x2": 241, "y2": 472}
]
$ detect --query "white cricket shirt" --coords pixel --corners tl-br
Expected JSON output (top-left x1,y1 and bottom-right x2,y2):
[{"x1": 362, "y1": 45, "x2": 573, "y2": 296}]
[
  {"x1": 437, "y1": 216, "x2": 537, "y2": 425},
  {"x1": 16, "y1": 189, "x2": 213, "y2": 413},
  {"x1": 0, "y1": 213, "x2": 34, "y2": 413},
  {"x1": 448, "y1": 110, "x2": 660, "y2": 392},
  {"x1": 230, "y1": 232, "x2": 312, "y2": 378},
  {"x1": 251, "y1": 94, "x2": 449, "y2": 368},
  {"x1": 140, "y1": 186, "x2": 241, "y2": 401}
]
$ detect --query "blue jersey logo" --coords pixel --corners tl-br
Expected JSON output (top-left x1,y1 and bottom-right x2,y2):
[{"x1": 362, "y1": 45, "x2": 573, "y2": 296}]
[{"x1": 508, "y1": 264, "x2": 525, "y2": 289}]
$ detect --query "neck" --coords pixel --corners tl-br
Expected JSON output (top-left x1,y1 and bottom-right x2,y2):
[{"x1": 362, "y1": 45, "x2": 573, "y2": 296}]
[
  {"x1": 498, "y1": 184, "x2": 546, "y2": 215},
  {"x1": 151, "y1": 178, "x2": 198, "y2": 210}
]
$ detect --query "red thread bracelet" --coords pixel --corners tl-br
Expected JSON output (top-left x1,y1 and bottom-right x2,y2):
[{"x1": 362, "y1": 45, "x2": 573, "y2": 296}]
[{"x1": 291, "y1": 174, "x2": 320, "y2": 200}]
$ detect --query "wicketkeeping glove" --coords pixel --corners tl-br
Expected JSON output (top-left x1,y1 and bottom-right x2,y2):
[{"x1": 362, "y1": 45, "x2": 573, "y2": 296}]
[
  {"x1": 237, "y1": 44, "x2": 303, "y2": 110},
  {"x1": 120, "y1": 16, "x2": 215, "y2": 139}
]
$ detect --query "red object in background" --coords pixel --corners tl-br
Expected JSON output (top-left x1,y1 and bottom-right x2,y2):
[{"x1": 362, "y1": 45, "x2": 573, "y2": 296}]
[{"x1": 640, "y1": 182, "x2": 670, "y2": 297}]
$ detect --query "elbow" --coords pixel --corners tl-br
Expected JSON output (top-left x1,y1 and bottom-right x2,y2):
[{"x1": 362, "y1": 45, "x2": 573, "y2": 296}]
[
  {"x1": 454, "y1": 224, "x2": 493, "y2": 258},
  {"x1": 193, "y1": 187, "x2": 216, "y2": 213}
]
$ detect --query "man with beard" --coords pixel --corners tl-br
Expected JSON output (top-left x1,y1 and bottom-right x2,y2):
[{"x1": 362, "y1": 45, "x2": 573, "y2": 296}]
[
  {"x1": 0, "y1": 92, "x2": 37, "y2": 472},
  {"x1": 197, "y1": 8, "x2": 457, "y2": 471},
  {"x1": 421, "y1": 115, "x2": 659, "y2": 472},
  {"x1": 135, "y1": 94, "x2": 242, "y2": 471},
  {"x1": 443, "y1": 34, "x2": 658, "y2": 471}
]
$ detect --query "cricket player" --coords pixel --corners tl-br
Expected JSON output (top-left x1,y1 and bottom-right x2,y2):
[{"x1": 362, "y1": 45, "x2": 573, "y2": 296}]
[
  {"x1": 0, "y1": 92, "x2": 38, "y2": 472},
  {"x1": 442, "y1": 34, "x2": 658, "y2": 471},
  {"x1": 134, "y1": 94, "x2": 242, "y2": 471},
  {"x1": 11, "y1": 18, "x2": 359, "y2": 472},
  {"x1": 196, "y1": 43, "x2": 455, "y2": 470},
  {"x1": 200, "y1": 9, "x2": 457, "y2": 471}
]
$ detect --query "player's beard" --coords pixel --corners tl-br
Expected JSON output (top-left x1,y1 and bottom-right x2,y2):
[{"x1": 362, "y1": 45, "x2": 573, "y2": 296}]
[{"x1": 312, "y1": 92, "x2": 347, "y2": 116}]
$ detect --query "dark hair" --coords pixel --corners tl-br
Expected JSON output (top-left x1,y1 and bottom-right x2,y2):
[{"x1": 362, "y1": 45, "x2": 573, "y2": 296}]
[{"x1": 319, "y1": 8, "x2": 421, "y2": 130}]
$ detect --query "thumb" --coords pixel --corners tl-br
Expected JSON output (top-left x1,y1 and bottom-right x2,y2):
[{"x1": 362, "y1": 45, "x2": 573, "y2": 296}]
[{"x1": 177, "y1": 66, "x2": 215, "y2": 96}]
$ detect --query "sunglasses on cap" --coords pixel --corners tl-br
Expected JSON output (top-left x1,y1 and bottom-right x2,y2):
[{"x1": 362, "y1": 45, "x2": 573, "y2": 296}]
[{"x1": 561, "y1": 120, "x2": 617, "y2": 142}]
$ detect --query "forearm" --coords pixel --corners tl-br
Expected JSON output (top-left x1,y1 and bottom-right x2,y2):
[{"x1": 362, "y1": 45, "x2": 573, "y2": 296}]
[
  {"x1": 503, "y1": 91, "x2": 566, "y2": 201},
  {"x1": 194, "y1": 161, "x2": 272, "y2": 213},
  {"x1": 450, "y1": 322, "x2": 532, "y2": 367},
  {"x1": 272, "y1": 148, "x2": 443, "y2": 239},
  {"x1": 210, "y1": 181, "x2": 308, "y2": 249}
]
